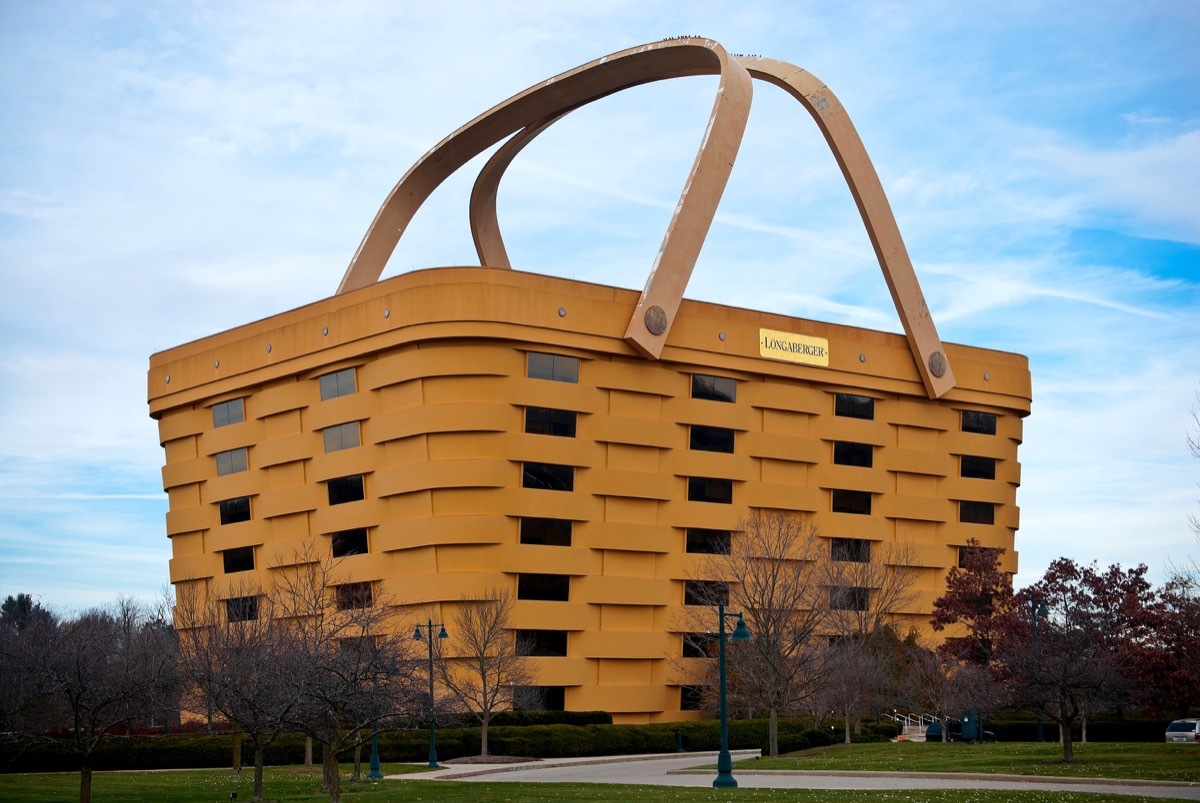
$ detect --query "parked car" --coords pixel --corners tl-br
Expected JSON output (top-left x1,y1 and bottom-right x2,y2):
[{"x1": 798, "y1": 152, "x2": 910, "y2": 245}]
[
  {"x1": 925, "y1": 720, "x2": 995, "y2": 742},
  {"x1": 1166, "y1": 719, "x2": 1200, "y2": 743}
]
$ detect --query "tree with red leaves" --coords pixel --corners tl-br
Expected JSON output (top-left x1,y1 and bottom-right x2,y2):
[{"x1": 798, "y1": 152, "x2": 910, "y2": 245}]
[{"x1": 930, "y1": 539, "x2": 1013, "y2": 665}]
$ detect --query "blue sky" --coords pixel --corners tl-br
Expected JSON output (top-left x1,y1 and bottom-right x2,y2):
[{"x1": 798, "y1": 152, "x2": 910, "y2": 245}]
[{"x1": 1, "y1": 1, "x2": 1197, "y2": 611}]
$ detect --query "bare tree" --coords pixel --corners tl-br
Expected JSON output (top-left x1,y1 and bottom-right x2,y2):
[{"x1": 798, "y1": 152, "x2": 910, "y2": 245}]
[
  {"x1": 681, "y1": 510, "x2": 828, "y2": 757},
  {"x1": 819, "y1": 539, "x2": 920, "y2": 641},
  {"x1": 437, "y1": 589, "x2": 535, "y2": 756}
]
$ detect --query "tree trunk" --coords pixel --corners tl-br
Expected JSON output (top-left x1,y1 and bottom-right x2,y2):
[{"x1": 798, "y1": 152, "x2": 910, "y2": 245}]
[
  {"x1": 768, "y1": 707, "x2": 779, "y2": 758},
  {"x1": 79, "y1": 759, "x2": 93, "y2": 803},
  {"x1": 321, "y1": 743, "x2": 331, "y2": 792},
  {"x1": 844, "y1": 708, "x2": 852, "y2": 745},
  {"x1": 1062, "y1": 723, "x2": 1075, "y2": 762},
  {"x1": 327, "y1": 749, "x2": 342, "y2": 803},
  {"x1": 353, "y1": 735, "x2": 362, "y2": 781},
  {"x1": 481, "y1": 713, "x2": 490, "y2": 757},
  {"x1": 305, "y1": 736, "x2": 313, "y2": 768},
  {"x1": 253, "y1": 744, "x2": 265, "y2": 803}
]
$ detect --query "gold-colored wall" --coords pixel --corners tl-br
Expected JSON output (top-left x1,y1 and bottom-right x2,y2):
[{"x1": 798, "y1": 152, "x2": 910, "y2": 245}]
[{"x1": 149, "y1": 267, "x2": 1030, "y2": 724}]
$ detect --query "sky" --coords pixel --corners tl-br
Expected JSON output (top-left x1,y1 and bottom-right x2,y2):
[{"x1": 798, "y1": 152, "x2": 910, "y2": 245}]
[{"x1": 1, "y1": 1, "x2": 1197, "y2": 612}]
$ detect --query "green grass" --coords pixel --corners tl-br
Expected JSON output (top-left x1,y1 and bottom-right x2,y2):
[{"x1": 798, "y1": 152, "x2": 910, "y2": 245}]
[{"x1": 748, "y1": 741, "x2": 1200, "y2": 782}]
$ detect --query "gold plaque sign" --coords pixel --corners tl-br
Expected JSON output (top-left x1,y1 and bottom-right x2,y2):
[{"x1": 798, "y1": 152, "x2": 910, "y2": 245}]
[{"x1": 759, "y1": 328, "x2": 830, "y2": 366}]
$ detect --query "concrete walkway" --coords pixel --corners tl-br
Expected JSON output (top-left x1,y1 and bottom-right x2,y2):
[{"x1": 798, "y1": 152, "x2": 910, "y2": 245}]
[{"x1": 392, "y1": 750, "x2": 1200, "y2": 799}]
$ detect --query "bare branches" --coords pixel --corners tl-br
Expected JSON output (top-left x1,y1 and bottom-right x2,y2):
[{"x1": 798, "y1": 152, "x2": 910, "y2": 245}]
[{"x1": 819, "y1": 538, "x2": 920, "y2": 641}]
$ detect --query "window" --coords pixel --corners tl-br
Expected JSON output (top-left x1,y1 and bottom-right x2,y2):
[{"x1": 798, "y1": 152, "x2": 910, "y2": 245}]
[
  {"x1": 687, "y1": 477, "x2": 733, "y2": 504},
  {"x1": 962, "y1": 410, "x2": 997, "y2": 435},
  {"x1": 833, "y1": 441, "x2": 873, "y2": 468},
  {"x1": 960, "y1": 500, "x2": 996, "y2": 525},
  {"x1": 527, "y1": 352, "x2": 579, "y2": 383},
  {"x1": 522, "y1": 462, "x2": 574, "y2": 492},
  {"x1": 680, "y1": 685, "x2": 706, "y2": 711},
  {"x1": 328, "y1": 475, "x2": 365, "y2": 505},
  {"x1": 835, "y1": 393, "x2": 875, "y2": 420},
  {"x1": 215, "y1": 447, "x2": 248, "y2": 476},
  {"x1": 525, "y1": 407, "x2": 577, "y2": 438},
  {"x1": 961, "y1": 455, "x2": 997, "y2": 480},
  {"x1": 686, "y1": 528, "x2": 731, "y2": 554},
  {"x1": 323, "y1": 421, "x2": 361, "y2": 452},
  {"x1": 830, "y1": 585, "x2": 870, "y2": 611},
  {"x1": 691, "y1": 374, "x2": 736, "y2": 403},
  {"x1": 513, "y1": 685, "x2": 565, "y2": 711},
  {"x1": 517, "y1": 573, "x2": 570, "y2": 601},
  {"x1": 339, "y1": 636, "x2": 378, "y2": 654},
  {"x1": 212, "y1": 399, "x2": 244, "y2": 428},
  {"x1": 218, "y1": 496, "x2": 251, "y2": 525},
  {"x1": 515, "y1": 629, "x2": 568, "y2": 657},
  {"x1": 331, "y1": 528, "x2": 368, "y2": 557},
  {"x1": 831, "y1": 537, "x2": 871, "y2": 563},
  {"x1": 832, "y1": 489, "x2": 872, "y2": 515},
  {"x1": 682, "y1": 632, "x2": 717, "y2": 658},
  {"x1": 319, "y1": 367, "x2": 356, "y2": 401},
  {"x1": 226, "y1": 596, "x2": 259, "y2": 622},
  {"x1": 222, "y1": 546, "x2": 254, "y2": 574},
  {"x1": 335, "y1": 582, "x2": 373, "y2": 610},
  {"x1": 958, "y1": 544, "x2": 999, "y2": 569},
  {"x1": 689, "y1": 425, "x2": 735, "y2": 453},
  {"x1": 520, "y1": 518, "x2": 572, "y2": 546},
  {"x1": 684, "y1": 580, "x2": 729, "y2": 606}
]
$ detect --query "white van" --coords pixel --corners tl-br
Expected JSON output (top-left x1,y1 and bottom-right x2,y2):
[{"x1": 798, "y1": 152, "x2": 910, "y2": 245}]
[{"x1": 1165, "y1": 719, "x2": 1199, "y2": 743}]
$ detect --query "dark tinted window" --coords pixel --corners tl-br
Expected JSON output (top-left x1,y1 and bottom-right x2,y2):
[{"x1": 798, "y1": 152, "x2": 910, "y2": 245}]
[
  {"x1": 682, "y1": 632, "x2": 717, "y2": 658},
  {"x1": 517, "y1": 573, "x2": 570, "y2": 601},
  {"x1": 319, "y1": 368, "x2": 357, "y2": 400},
  {"x1": 961, "y1": 455, "x2": 997, "y2": 480},
  {"x1": 686, "y1": 528, "x2": 731, "y2": 554},
  {"x1": 527, "y1": 352, "x2": 579, "y2": 383},
  {"x1": 522, "y1": 463, "x2": 574, "y2": 492},
  {"x1": 687, "y1": 477, "x2": 733, "y2": 504},
  {"x1": 212, "y1": 399, "x2": 245, "y2": 428},
  {"x1": 215, "y1": 447, "x2": 248, "y2": 476},
  {"x1": 835, "y1": 394, "x2": 874, "y2": 419},
  {"x1": 832, "y1": 489, "x2": 872, "y2": 515},
  {"x1": 515, "y1": 629, "x2": 568, "y2": 657},
  {"x1": 831, "y1": 538, "x2": 870, "y2": 563},
  {"x1": 525, "y1": 407, "x2": 577, "y2": 437},
  {"x1": 830, "y1": 586, "x2": 870, "y2": 611},
  {"x1": 222, "y1": 546, "x2": 254, "y2": 573},
  {"x1": 833, "y1": 441, "x2": 873, "y2": 468},
  {"x1": 683, "y1": 580, "x2": 729, "y2": 606},
  {"x1": 690, "y1": 425, "x2": 735, "y2": 453},
  {"x1": 331, "y1": 528, "x2": 368, "y2": 557},
  {"x1": 957, "y1": 544, "x2": 999, "y2": 569},
  {"x1": 962, "y1": 410, "x2": 997, "y2": 435},
  {"x1": 960, "y1": 500, "x2": 996, "y2": 525},
  {"x1": 520, "y1": 518, "x2": 572, "y2": 546},
  {"x1": 328, "y1": 475, "x2": 365, "y2": 505},
  {"x1": 691, "y1": 374, "x2": 736, "y2": 402},
  {"x1": 681, "y1": 685, "x2": 706, "y2": 710},
  {"x1": 226, "y1": 596, "x2": 259, "y2": 622},
  {"x1": 513, "y1": 685, "x2": 566, "y2": 711},
  {"x1": 219, "y1": 496, "x2": 251, "y2": 525},
  {"x1": 335, "y1": 582, "x2": 373, "y2": 609}
]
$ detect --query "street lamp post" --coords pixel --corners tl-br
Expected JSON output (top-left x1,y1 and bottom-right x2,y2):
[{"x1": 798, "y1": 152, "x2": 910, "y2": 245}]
[
  {"x1": 367, "y1": 722, "x2": 383, "y2": 780},
  {"x1": 713, "y1": 601, "x2": 752, "y2": 789},
  {"x1": 413, "y1": 618, "x2": 449, "y2": 768},
  {"x1": 1030, "y1": 596, "x2": 1048, "y2": 743}
]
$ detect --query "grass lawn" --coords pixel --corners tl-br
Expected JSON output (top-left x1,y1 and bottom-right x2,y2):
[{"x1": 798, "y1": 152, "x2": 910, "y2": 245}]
[{"x1": 748, "y1": 741, "x2": 1200, "y2": 782}]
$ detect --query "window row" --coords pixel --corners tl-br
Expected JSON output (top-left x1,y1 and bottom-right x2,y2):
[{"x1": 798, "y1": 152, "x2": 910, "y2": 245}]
[{"x1": 224, "y1": 580, "x2": 373, "y2": 623}]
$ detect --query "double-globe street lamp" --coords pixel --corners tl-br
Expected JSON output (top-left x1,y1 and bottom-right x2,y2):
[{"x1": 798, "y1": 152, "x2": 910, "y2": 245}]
[
  {"x1": 713, "y1": 601, "x2": 752, "y2": 789},
  {"x1": 413, "y1": 619, "x2": 449, "y2": 768}
]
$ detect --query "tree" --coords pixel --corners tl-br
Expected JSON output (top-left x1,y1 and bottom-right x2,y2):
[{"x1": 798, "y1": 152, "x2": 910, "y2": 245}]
[
  {"x1": 438, "y1": 589, "x2": 535, "y2": 756},
  {"x1": 1, "y1": 593, "x2": 53, "y2": 632},
  {"x1": 930, "y1": 539, "x2": 1013, "y2": 664},
  {"x1": 819, "y1": 538, "x2": 920, "y2": 641},
  {"x1": 1141, "y1": 562, "x2": 1200, "y2": 716}
]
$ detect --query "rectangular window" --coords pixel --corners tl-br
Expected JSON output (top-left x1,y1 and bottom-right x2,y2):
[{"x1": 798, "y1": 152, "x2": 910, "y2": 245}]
[
  {"x1": 835, "y1": 393, "x2": 875, "y2": 420},
  {"x1": 685, "y1": 528, "x2": 731, "y2": 554},
  {"x1": 961, "y1": 455, "x2": 997, "y2": 480},
  {"x1": 513, "y1": 685, "x2": 566, "y2": 712},
  {"x1": 525, "y1": 407, "x2": 577, "y2": 438},
  {"x1": 691, "y1": 374, "x2": 736, "y2": 403},
  {"x1": 960, "y1": 500, "x2": 996, "y2": 525},
  {"x1": 218, "y1": 496, "x2": 251, "y2": 525},
  {"x1": 323, "y1": 421, "x2": 361, "y2": 452},
  {"x1": 328, "y1": 475, "x2": 365, "y2": 505},
  {"x1": 215, "y1": 447, "x2": 248, "y2": 476},
  {"x1": 517, "y1": 573, "x2": 570, "y2": 602},
  {"x1": 833, "y1": 441, "x2": 873, "y2": 468},
  {"x1": 331, "y1": 528, "x2": 369, "y2": 557},
  {"x1": 335, "y1": 582, "x2": 373, "y2": 610},
  {"x1": 830, "y1": 585, "x2": 870, "y2": 611},
  {"x1": 527, "y1": 352, "x2": 579, "y2": 383},
  {"x1": 683, "y1": 580, "x2": 729, "y2": 606},
  {"x1": 222, "y1": 546, "x2": 254, "y2": 574},
  {"x1": 831, "y1": 537, "x2": 871, "y2": 563},
  {"x1": 520, "y1": 518, "x2": 573, "y2": 546},
  {"x1": 682, "y1": 632, "x2": 717, "y2": 658},
  {"x1": 515, "y1": 629, "x2": 568, "y2": 657},
  {"x1": 832, "y1": 489, "x2": 872, "y2": 515},
  {"x1": 687, "y1": 477, "x2": 733, "y2": 504},
  {"x1": 212, "y1": 399, "x2": 245, "y2": 428},
  {"x1": 680, "y1": 685, "x2": 706, "y2": 711},
  {"x1": 319, "y1": 367, "x2": 357, "y2": 401},
  {"x1": 689, "y1": 425, "x2": 735, "y2": 453},
  {"x1": 226, "y1": 596, "x2": 259, "y2": 623},
  {"x1": 958, "y1": 544, "x2": 999, "y2": 569},
  {"x1": 962, "y1": 410, "x2": 997, "y2": 435},
  {"x1": 522, "y1": 462, "x2": 574, "y2": 492}
]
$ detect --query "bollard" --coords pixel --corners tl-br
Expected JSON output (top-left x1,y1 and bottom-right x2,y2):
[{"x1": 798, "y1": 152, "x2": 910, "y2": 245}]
[{"x1": 676, "y1": 729, "x2": 684, "y2": 753}]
